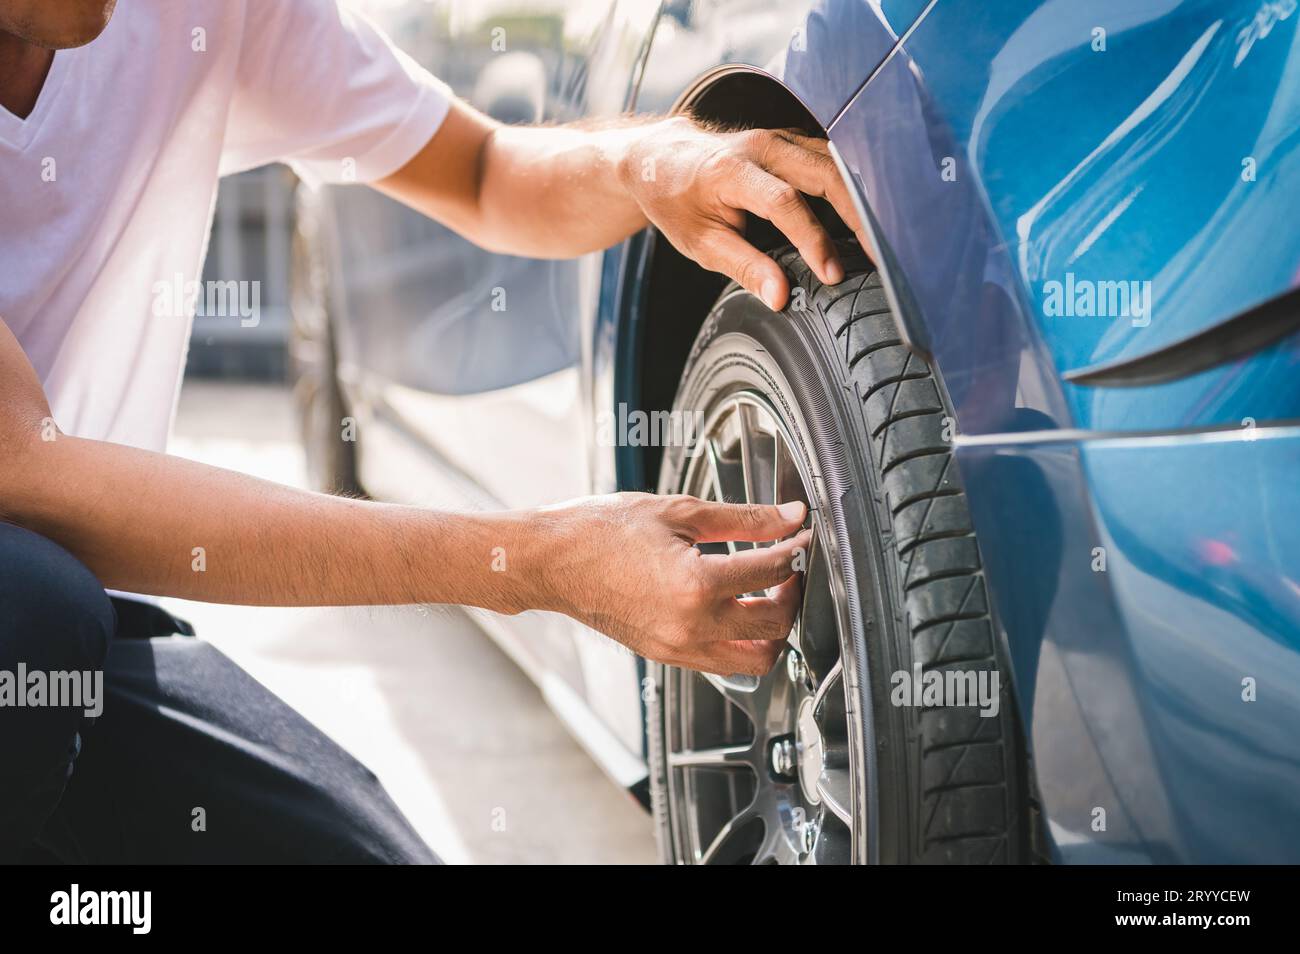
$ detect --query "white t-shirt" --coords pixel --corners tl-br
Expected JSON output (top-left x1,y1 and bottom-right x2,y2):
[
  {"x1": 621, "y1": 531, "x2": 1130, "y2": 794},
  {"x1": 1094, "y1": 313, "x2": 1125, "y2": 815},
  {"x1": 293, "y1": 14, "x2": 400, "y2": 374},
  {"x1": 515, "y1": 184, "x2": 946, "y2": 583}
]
[{"x1": 0, "y1": 0, "x2": 451, "y2": 451}]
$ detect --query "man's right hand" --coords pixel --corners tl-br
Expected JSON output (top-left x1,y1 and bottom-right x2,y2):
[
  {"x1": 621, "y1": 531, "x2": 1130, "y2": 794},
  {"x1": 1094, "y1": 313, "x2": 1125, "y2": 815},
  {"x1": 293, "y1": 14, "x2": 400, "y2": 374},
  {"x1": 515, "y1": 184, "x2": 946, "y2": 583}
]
[{"x1": 521, "y1": 493, "x2": 811, "y2": 676}]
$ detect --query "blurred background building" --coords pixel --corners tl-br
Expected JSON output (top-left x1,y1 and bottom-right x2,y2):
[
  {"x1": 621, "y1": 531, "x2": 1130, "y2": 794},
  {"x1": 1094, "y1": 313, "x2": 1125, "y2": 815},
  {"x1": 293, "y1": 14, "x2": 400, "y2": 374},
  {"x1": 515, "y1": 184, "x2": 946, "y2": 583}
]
[{"x1": 187, "y1": 166, "x2": 296, "y2": 381}]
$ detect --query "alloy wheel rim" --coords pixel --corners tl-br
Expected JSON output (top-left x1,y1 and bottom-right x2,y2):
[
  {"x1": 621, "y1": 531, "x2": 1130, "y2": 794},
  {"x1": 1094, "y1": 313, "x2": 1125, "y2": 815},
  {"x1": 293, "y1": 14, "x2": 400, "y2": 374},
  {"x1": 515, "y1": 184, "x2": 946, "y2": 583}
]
[{"x1": 664, "y1": 390, "x2": 858, "y2": 864}]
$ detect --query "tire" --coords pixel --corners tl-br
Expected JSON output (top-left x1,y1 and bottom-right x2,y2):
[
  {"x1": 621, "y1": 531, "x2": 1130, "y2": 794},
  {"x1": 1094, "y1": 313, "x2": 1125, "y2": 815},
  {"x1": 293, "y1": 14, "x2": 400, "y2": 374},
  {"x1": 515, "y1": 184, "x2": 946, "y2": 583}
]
[
  {"x1": 289, "y1": 188, "x2": 362, "y2": 497},
  {"x1": 646, "y1": 241, "x2": 1032, "y2": 864}
]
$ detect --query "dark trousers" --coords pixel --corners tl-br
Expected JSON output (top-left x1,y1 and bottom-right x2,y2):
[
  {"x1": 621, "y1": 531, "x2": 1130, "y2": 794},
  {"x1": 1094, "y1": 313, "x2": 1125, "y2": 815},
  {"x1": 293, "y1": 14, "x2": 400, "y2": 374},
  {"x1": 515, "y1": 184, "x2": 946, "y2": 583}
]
[{"x1": 0, "y1": 521, "x2": 438, "y2": 864}]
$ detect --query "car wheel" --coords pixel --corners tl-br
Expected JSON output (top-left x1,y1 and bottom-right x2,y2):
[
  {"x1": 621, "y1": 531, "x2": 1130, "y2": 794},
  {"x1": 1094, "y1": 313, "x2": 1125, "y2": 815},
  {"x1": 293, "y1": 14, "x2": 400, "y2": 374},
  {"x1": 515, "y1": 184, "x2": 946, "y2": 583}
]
[
  {"x1": 289, "y1": 188, "x2": 362, "y2": 496},
  {"x1": 647, "y1": 242, "x2": 1032, "y2": 864}
]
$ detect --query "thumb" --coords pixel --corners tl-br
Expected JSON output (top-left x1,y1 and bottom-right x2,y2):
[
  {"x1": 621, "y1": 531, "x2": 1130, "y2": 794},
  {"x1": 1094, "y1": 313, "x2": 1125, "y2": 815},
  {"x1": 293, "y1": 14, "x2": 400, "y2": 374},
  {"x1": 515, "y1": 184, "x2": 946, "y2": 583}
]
[{"x1": 685, "y1": 499, "x2": 807, "y2": 544}]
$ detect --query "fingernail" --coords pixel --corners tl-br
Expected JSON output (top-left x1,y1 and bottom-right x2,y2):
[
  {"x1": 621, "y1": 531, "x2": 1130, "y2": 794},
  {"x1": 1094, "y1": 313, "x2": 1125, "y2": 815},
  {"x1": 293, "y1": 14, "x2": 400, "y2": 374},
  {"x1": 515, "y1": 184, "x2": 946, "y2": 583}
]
[
  {"x1": 825, "y1": 259, "x2": 844, "y2": 284},
  {"x1": 778, "y1": 501, "x2": 806, "y2": 522},
  {"x1": 761, "y1": 279, "x2": 781, "y2": 310}
]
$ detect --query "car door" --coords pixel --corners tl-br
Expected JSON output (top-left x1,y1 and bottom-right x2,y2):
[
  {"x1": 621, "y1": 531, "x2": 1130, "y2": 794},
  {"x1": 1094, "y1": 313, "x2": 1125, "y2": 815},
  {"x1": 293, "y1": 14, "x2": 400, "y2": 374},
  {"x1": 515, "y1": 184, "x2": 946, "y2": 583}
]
[{"x1": 324, "y1": 0, "x2": 657, "y2": 761}]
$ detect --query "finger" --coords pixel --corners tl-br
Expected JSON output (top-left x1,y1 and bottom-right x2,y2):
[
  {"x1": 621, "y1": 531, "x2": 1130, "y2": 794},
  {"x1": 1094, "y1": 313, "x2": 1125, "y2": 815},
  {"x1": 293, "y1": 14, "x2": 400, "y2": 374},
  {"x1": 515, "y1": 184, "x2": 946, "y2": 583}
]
[
  {"x1": 699, "y1": 530, "x2": 813, "y2": 595},
  {"x1": 716, "y1": 639, "x2": 787, "y2": 676},
  {"x1": 680, "y1": 498, "x2": 807, "y2": 544},
  {"x1": 674, "y1": 638, "x2": 785, "y2": 677},
  {"x1": 690, "y1": 226, "x2": 791, "y2": 310},
  {"x1": 692, "y1": 581, "x2": 802, "y2": 671},
  {"x1": 656, "y1": 578, "x2": 801, "y2": 675},
  {"x1": 719, "y1": 163, "x2": 840, "y2": 286},
  {"x1": 766, "y1": 132, "x2": 863, "y2": 233},
  {"x1": 733, "y1": 573, "x2": 802, "y2": 633},
  {"x1": 662, "y1": 583, "x2": 799, "y2": 674},
  {"x1": 768, "y1": 130, "x2": 874, "y2": 263}
]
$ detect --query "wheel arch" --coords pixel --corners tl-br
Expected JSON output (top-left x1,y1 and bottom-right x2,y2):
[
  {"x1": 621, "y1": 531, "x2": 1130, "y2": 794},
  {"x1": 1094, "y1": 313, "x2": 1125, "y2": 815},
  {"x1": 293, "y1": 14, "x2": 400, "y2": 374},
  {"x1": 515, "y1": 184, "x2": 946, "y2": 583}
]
[{"x1": 614, "y1": 69, "x2": 858, "y2": 491}]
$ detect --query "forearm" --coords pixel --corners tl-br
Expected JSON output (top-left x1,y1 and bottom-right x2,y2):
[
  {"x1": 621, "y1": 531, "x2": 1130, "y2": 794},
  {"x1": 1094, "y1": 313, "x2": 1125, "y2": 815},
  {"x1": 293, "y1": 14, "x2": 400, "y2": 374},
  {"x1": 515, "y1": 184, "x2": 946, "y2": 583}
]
[
  {"x1": 377, "y1": 102, "x2": 864, "y2": 310},
  {"x1": 375, "y1": 101, "x2": 659, "y2": 259},
  {"x1": 472, "y1": 119, "x2": 654, "y2": 257},
  {"x1": 3, "y1": 433, "x2": 546, "y2": 611}
]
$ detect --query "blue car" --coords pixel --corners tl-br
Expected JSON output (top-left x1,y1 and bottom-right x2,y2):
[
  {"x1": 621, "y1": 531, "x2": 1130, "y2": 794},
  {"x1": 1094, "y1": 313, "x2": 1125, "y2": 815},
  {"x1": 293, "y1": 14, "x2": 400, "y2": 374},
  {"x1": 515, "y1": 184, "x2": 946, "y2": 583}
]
[{"x1": 291, "y1": 0, "x2": 1300, "y2": 864}]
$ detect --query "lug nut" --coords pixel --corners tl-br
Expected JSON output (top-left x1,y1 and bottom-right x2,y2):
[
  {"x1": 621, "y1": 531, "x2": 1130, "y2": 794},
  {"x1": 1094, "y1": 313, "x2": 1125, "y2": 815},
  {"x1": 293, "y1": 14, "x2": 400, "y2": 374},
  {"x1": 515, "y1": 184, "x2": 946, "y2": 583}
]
[
  {"x1": 770, "y1": 738, "x2": 797, "y2": 778},
  {"x1": 801, "y1": 818, "x2": 819, "y2": 855},
  {"x1": 786, "y1": 649, "x2": 807, "y2": 686}
]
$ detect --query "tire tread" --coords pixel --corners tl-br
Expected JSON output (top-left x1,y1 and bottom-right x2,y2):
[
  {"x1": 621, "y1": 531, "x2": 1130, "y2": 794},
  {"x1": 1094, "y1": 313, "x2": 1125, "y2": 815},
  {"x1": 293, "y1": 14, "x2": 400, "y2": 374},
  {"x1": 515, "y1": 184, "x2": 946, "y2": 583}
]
[{"x1": 779, "y1": 242, "x2": 1028, "y2": 865}]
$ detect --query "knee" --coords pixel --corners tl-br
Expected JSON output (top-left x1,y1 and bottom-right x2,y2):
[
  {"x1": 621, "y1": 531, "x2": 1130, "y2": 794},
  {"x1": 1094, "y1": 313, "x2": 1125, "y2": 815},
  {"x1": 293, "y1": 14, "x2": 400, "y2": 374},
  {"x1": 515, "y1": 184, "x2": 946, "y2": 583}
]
[{"x1": 0, "y1": 523, "x2": 114, "y2": 675}]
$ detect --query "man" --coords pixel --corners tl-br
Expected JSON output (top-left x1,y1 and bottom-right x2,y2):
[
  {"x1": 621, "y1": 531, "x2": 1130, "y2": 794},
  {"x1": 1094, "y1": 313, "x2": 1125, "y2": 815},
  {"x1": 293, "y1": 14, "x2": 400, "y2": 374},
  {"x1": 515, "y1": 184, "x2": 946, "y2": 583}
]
[{"x1": 0, "y1": 0, "x2": 863, "y2": 863}]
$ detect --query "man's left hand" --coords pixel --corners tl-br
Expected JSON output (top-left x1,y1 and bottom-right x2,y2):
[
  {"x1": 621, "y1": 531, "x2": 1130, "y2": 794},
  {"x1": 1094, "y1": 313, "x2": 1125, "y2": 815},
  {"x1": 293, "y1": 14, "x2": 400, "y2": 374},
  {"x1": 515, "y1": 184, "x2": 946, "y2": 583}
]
[{"x1": 619, "y1": 117, "x2": 870, "y2": 310}]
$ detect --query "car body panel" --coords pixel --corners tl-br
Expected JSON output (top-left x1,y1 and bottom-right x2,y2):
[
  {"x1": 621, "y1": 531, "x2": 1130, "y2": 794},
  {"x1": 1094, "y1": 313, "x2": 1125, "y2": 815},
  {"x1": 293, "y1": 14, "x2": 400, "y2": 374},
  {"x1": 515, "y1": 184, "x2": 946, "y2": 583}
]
[
  {"x1": 832, "y1": 0, "x2": 1300, "y2": 435},
  {"x1": 636, "y1": 0, "x2": 928, "y2": 119},
  {"x1": 826, "y1": 0, "x2": 1300, "y2": 861},
  {"x1": 957, "y1": 427, "x2": 1300, "y2": 863}
]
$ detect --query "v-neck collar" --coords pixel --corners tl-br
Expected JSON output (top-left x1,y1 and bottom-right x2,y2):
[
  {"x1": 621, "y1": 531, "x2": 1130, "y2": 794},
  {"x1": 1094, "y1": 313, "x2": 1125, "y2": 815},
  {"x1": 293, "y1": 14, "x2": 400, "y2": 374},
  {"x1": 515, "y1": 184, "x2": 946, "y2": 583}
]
[{"x1": 0, "y1": 47, "x2": 72, "y2": 150}]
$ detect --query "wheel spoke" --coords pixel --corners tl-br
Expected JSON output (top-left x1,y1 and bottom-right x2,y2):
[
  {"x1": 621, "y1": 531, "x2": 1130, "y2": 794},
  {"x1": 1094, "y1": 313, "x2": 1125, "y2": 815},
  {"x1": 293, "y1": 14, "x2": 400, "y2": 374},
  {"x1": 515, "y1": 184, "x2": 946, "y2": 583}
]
[
  {"x1": 798, "y1": 536, "x2": 839, "y2": 674},
  {"x1": 705, "y1": 438, "x2": 739, "y2": 555},
  {"x1": 811, "y1": 657, "x2": 843, "y2": 715},
  {"x1": 702, "y1": 671, "x2": 770, "y2": 720},
  {"x1": 698, "y1": 802, "x2": 760, "y2": 865},
  {"x1": 669, "y1": 743, "x2": 753, "y2": 770},
  {"x1": 774, "y1": 430, "x2": 806, "y2": 511},
  {"x1": 737, "y1": 403, "x2": 776, "y2": 508},
  {"x1": 818, "y1": 772, "x2": 854, "y2": 827},
  {"x1": 752, "y1": 818, "x2": 801, "y2": 865},
  {"x1": 738, "y1": 410, "x2": 755, "y2": 505},
  {"x1": 789, "y1": 529, "x2": 817, "y2": 657},
  {"x1": 706, "y1": 421, "x2": 748, "y2": 503},
  {"x1": 771, "y1": 434, "x2": 782, "y2": 507},
  {"x1": 811, "y1": 657, "x2": 852, "y2": 828}
]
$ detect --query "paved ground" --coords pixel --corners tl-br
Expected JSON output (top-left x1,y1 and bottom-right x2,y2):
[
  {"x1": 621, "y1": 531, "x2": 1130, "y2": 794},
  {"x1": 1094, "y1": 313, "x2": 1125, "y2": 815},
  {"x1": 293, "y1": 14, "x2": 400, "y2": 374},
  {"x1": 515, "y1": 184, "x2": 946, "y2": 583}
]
[{"x1": 163, "y1": 379, "x2": 656, "y2": 865}]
